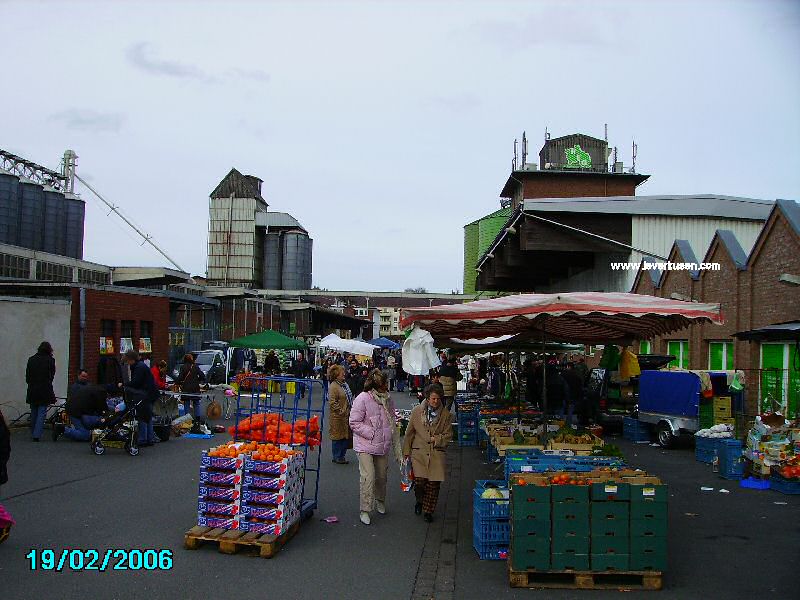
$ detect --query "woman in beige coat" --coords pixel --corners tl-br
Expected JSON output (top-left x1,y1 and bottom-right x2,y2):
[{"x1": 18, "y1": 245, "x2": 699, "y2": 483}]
[
  {"x1": 402, "y1": 383, "x2": 452, "y2": 522},
  {"x1": 327, "y1": 364, "x2": 352, "y2": 464}
]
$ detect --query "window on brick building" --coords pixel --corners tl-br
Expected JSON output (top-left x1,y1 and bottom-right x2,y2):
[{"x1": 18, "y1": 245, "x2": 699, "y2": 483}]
[
  {"x1": 667, "y1": 341, "x2": 689, "y2": 369},
  {"x1": 708, "y1": 342, "x2": 734, "y2": 370},
  {"x1": 140, "y1": 321, "x2": 153, "y2": 339},
  {"x1": 100, "y1": 319, "x2": 115, "y2": 337},
  {"x1": 121, "y1": 320, "x2": 135, "y2": 338},
  {"x1": 639, "y1": 340, "x2": 651, "y2": 354}
]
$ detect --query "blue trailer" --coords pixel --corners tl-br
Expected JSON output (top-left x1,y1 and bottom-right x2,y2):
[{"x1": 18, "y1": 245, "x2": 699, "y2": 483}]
[{"x1": 637, "y1": 370, "x2": 702, "y2": 447}]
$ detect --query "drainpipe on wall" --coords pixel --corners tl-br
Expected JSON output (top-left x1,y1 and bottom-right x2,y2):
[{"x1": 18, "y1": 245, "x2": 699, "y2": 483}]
[{"x1": 79, "y1": 287, "x2": 86, "y2": 370}]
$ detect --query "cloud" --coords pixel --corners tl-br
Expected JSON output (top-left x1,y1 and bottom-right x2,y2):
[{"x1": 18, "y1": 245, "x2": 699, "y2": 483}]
[
  {"x1": 126, "y1": 42, "x2": 208, "y2": 80},
  {"x1": 125, "y1": 43, "x2": 270, "y2": 85},
  {"x1": 48, "y1": 109, "x2": 125, "y2": 133}
]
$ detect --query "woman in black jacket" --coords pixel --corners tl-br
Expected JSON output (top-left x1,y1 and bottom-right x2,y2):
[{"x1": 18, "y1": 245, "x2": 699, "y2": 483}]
[
  {"x1": 25, "y1": 341, "x2": 56, "y2": 442},
  {"x1": 0, "y1": 408, "x2": 10, "y2": 489},
  {"x1": 178, "y1": 354, "x2": 205, "y2": 419}
]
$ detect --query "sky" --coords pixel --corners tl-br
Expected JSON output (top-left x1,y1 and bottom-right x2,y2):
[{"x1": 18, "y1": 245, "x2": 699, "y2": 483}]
[{"x1": 1, "y1": 0, "x2": 798, "y2": 293}]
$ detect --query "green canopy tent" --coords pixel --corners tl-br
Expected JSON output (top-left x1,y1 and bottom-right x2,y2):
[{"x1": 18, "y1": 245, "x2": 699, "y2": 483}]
[{"x1": 228, "y1": 330, "x2": 307, "y2": 350}]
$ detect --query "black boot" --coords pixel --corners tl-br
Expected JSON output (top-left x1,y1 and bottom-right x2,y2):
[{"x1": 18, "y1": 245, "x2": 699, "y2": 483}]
[
  {"x1": 423, "y1": 513, "x2": 433, "y2": 523},
  {"x1": 414, "y1": 502, "x2": 422, "y2": 515}
]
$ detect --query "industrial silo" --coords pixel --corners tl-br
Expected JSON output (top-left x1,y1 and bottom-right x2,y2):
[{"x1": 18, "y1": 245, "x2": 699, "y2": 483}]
[
  {"x1": 18, "y1": 181, "x2": 46, "y2": 251},
  {"x1": 281, "y1": 231, "x2": 312, "y2": 290},
  {"x1": 64, "y1": 194, "x2": 85, "y2": 259},
  {"x1": 0, "y1": 172, "x2": 20, "y2": 247},
  {"x1": 262, "y1": 232, "x2": 282, "y2": 289},
  {"x1": 463, "y1": 221, "x2": 479, "y2": 295},
  {"x1": 43, "y1": 190, "x2": 67, "y2": 255}
]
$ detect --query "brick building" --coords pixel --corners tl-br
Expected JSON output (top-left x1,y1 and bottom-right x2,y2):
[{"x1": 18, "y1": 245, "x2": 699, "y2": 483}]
[{"x1": 631, "y1": 199, "x2": 800, "y2": 414}]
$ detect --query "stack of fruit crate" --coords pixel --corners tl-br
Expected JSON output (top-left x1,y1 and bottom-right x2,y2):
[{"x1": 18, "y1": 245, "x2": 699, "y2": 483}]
[
  {"x1": 714, "y1": 396, "x2": 735, "y2": 428},
  {"x1": 472, "y1": 480, "x2": 510, "y2": 560}
]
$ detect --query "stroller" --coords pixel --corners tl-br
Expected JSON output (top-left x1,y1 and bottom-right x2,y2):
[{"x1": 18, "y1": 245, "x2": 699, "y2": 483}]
[{"x1": 90, "y1": 389, "x2": 144, "y2": 456}]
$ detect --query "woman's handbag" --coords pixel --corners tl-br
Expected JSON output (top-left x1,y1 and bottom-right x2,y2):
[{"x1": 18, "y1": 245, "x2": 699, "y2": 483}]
[
  {"x1": 346, "y1": 428, "x2": 354, "y2": 449},
  {"x1": 206, "y1": 399, "x2": 222, "y2": 420}
]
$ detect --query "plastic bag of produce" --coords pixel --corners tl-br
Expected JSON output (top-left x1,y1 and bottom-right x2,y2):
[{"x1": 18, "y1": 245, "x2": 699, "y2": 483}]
[{"x1": 400, "y1": 456, "x2": 414, "y2": 493}]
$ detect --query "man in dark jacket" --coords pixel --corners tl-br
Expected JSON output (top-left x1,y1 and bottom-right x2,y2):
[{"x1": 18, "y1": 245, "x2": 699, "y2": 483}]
[
  {"x1": 562, "y1": 363, "x2": 585, "y2": 426},
  {"x1": 61, "y1": 384, "x2": 109, "y2": 442},
  {"x1": 123, "y1": 350, "x2": 159, "y2": 446},
  {"x1": 25, "y1": 341, "x2": 56, "y2": 442},
  {"x1": 292, "y1": 352, "x2": 312, "y2": 399},
  {"x1": 437, "y1": 359, "x2": 463, "y2": 410},
  {"x1": 0, "y1": 408, "x2": 10, "y2": 491}
]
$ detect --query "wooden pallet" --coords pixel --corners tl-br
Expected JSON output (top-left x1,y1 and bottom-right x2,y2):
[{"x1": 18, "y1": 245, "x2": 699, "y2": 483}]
[
  {"x1": 508, "y1": 568, "x2": 663, "y2": 590},
  {"x1": 184, "y1": 520, "x2": 300, "y2": 558}
]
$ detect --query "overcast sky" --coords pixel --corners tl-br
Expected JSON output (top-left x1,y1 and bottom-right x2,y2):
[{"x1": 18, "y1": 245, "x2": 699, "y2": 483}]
[{"x1": 2, "y1": 0, "x2": 798, "y2": 292}]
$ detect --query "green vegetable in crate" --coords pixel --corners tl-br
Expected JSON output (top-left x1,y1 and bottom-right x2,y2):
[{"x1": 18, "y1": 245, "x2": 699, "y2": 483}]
[
  {"x1": 480, "y1": 487, "x2": 505, "y2": 499},
  {"x1": 592, "y1": 444, "x2": 624, "y2": 459},
  {"x1": 513, "y1": 429, "x2": 526, "y2": 444}
]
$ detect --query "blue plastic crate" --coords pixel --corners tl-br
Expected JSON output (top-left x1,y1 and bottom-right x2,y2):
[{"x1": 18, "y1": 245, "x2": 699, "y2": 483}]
[
  {"x1": 717, "y1": 439, "x2": 744, "y2": 480},
  {"x1": 623, "y1": 417, "x2": 651, "y2": 442},
  {"x1": 473, "y1": 518, "x2": 510, "y2": 543},
  {"x1": 770, "y1": 476, "x2": 800, "y2": 495},
  {"x1": 695, "y1": 436, "x2": 723, "y2": 464},
  {"x1": 473, "y1": 536, "x2": 509, "y2": 560},
  {"x1": 473, "y1": 480, "x2": 510, "y2": 520},
  {"x1": 458, "y1": 437, "x2": 478, "y2": 447},
  {"x1": 739, "y1": 477, "x2": 770, "y2": 490}
]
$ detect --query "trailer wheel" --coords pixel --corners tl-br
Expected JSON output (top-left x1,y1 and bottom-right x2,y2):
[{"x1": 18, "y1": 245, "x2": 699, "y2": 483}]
[{"x1": 656, "y1": 422, "x2": 675, "y2": 448}]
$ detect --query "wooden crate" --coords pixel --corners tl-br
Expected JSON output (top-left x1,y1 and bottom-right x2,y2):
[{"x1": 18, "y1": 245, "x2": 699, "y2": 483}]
[
  {"x1": 547, "y1": 435, "x2": 604, "y2": 456},
  {"x1": 184, "y1": 520, "x2": 300, "y2": 558}
]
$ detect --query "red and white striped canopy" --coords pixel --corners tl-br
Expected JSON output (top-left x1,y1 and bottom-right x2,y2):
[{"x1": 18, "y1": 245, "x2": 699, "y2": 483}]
[{"x1": 399, "y1": 292, "x2": 722, "y2": 344}]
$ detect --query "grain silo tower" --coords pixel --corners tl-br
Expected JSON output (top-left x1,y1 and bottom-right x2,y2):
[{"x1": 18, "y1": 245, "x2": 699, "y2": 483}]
[{"x1": 207, "y1": 168, "x2": 312, "y2": 289}]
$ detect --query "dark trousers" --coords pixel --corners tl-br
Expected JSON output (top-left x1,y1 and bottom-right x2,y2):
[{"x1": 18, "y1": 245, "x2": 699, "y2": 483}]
[
  {"x1": 414, "y1": 478, "x2": 441, "y2": 514},
  {"x1": 331, "y1": 438, "x2": 348, "y2": 461}
]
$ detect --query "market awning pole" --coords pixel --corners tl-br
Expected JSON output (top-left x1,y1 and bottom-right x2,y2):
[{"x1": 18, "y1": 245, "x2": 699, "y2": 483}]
[{"x1": 542, "y1": 317, "x2": 548, "y2": 439}]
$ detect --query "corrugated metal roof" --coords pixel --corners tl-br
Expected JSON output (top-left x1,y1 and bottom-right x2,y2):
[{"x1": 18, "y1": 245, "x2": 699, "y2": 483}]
[
  {"x1": 715, "y1": 230, "x2": 748, "y2": 270},
  {"x1": 523, "y1": 194, "x2": 773, "y2": 220},
  {"x1": 255, "y1": 211, "x2": 307, "y2": 232},
  {"x1": 776, "y1": 199, "x2": 800, "y2": 237}
]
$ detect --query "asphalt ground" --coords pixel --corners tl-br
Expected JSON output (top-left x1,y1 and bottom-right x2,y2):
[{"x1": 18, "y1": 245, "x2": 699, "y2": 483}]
[{"x1": 1, "y1": 394, "x2": 799, "y2": 600}]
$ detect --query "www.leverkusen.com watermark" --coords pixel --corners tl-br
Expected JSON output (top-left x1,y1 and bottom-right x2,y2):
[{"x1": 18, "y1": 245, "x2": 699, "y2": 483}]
[{"x1": 610, "y1": 261, "x2": 721, "y2": 271}]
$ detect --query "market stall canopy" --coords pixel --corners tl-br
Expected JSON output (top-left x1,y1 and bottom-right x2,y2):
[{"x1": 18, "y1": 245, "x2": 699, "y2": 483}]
[
  {"x1": 399, "y1": 292, "x2": 722, "y2": 344},
  {"x1": 370, "y1": 336, "x2": 402, "y2": 350},
  {"x1": 229, "y1": 330, "x2": 307, "y2": 350},
  {"x1": 318, "y1": 334, "x2": 378, "y2": 356},
  {"x1": 448, "y1": 334, "x2": 583, "y2": 353},
  {"x1": 732, "y1": 321, "x2": 800, "y2": 342}
]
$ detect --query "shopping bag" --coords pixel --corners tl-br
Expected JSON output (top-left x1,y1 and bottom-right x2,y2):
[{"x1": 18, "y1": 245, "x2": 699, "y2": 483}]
[
  {"x1": 400, "y1": 457, "x2": 414, "y2": 493},
  {"x1": 0, "y1": 503, "x2": 15, "y2": 544}
]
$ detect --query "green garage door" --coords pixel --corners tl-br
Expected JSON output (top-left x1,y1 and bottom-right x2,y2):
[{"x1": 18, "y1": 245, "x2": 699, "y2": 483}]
[{"x1": 760, "y1": 343, "x2": 799, "y2": 418}]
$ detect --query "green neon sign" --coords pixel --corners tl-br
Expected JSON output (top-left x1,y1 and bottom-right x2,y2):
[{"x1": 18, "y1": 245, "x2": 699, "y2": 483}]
[{"x1": 565, "y1": 144, "x2": 591, "y2": 168}]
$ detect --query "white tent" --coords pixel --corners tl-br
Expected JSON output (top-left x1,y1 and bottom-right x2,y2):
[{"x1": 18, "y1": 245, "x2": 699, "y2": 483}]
[{"x1": 318, "y1": 334, "x2": 378, "y2": 356}]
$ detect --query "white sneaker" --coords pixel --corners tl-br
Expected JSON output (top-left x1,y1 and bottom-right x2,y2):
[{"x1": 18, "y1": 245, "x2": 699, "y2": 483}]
[
  {"x1": 376, "y1": 500, "x2": 386, "y2": 515},
  {"x1": 359, "y1": 511, "x2": 371, "y2": 525}
]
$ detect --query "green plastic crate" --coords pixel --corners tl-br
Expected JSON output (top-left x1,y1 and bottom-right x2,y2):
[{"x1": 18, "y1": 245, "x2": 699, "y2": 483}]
[
  {"x1": 551, "y1": 552, "x2": 590, "y2": 571},
  {"x1": 629, "y1": 483, "x2": 668, "y2": 503},
  {"x1": 512, "y1": 485, "x2": 551, "y2": 520},
  {"x1": 513, "y1": 517, "x2": 551, "y2": 538},
  {"x1": 629, "y1": 536, "x2": 667, "y2": 571},
  {"x1": 630, "y1": 501, "x2": 667, "y2": 521},
  {"x1": 591, "y1": 501, "x2": 629, "y2": 523},
  {"x1": 591, "y1": 535, "x2": 630, "y2": 554},
  {"x1": 513, "y1": 502, "x2": 552, "y2": 522},
  {"x1": 552, "y1": 502, "x2": 590, "y2": 521},
  {"x1": 511, "y1": 536, "x2": 551, "y2": 571},
  {"x1": 551, "y1": 484, "x2": 590, "y2": 503},
  {"x1": 591, "y1": 516, "x2": 630, "y2": 538},
  {"x1": 630, "y1": 517, "x2": 668, "y2": 538},
  {"x1": 591, "y1": 553, "x2": 630, "y2": 571},
  {"x1": 552, "y1": 518, "x2": 590, "y2": 539},
  {"x1": 552, "y1": 535, "x2": 589, "y2": 555},
  {"x1": 591, "y1": 481, "x2": 631, "y2": 502}
]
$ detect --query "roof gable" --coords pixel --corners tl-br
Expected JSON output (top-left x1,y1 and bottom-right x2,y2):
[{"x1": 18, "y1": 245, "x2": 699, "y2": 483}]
[
  {"x1": 210, "y1": 168, "x2": 266, "y2": 202},
  {"x1": 658, "y1": 240, "x2": 700, "y2": 287},
  {"x1": 630, "y1": 255, "x2": 662, "y2": 293},
  {"x1": 704, "y1": 229, "x2": 748, "y2": 271},
  {"x1": 747, "y1": 199, "x2": 800, "y2": 268}
]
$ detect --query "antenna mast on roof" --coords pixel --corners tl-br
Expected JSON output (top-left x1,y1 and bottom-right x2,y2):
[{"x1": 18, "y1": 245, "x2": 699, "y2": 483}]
[
  {"x1": 631, "y1": 140, "x2": 638, "y2": 173},
  {"x1": 512, "y1": 138, "x2": 518, "y2": 171},
  {"x1": 544, "y1": 126, "x2": 550, "y2": 141},
  {"x1": 521, "y1": 131, "x2": 528, "y2": 165}
]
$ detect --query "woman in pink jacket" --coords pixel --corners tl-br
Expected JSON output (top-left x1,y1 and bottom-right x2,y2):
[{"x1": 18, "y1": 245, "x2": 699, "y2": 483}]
[{"x1": 349, "y1": 369, "x2": 396, "y2": 525}]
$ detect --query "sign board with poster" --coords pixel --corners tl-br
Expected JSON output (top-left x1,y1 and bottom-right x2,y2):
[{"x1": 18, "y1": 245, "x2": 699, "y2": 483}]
[
  {"x1": 100, "y1": 337, "x2": 115, "y2": 355},
  {"x1": 138, "y1": 337, "x2": 152, "y2": 353},
  {"x1": 120, "y1": 338, "x2": 135, "y2": 353}
]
